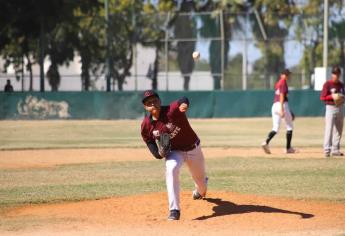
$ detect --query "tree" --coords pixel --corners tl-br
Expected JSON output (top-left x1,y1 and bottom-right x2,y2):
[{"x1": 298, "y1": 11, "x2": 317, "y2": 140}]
[
  {"x1": 171, "y1": 0, "x2": 197, "y2": 90},
  {"x1": 103, "y1": 0, "x2": 145, "y2": 91},
  {"x1": 0, "y1": 0, "x2": 91, "y2": 91},
  {"x1": 140, "y1": 1, "x2": 174, "y2": 90},
  {"x1": 330, "y1": 20, "x2": 345, "y2": 68},
  {"x1": 248, "y1": 0, "x2": 297, "y2": 89},
  {"x1": 294, "y1": 0, "x2": 344, "y2": 87},
  {"x1": 73, "y1": 1, "x2": 103, "y2": 91},
  {"x1": 0, "y1": 0, "x2": 43, "y2": 91},
  {"x1": 198, "y1": 0, "x2": 240, "y2": 90}
]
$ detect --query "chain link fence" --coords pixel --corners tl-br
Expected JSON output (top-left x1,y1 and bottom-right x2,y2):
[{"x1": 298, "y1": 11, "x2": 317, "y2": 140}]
[{"x1": 1, "y1": 10, "x2": 344, "y2": 92}]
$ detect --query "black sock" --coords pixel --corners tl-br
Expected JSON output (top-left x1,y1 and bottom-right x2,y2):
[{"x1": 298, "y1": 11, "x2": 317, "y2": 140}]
[
  {"x1": 286, "y1": 130, "x2": 293, "y2": 149},
  {"x1": 266, "y1": 131, "x2": 277, "y2": 144}
]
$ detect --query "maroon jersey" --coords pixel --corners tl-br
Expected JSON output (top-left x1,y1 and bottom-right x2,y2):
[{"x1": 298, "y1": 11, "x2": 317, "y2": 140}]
[
  {"x1": 273, "y1": 78, "x2": 288, "y2": 103},
  {"x1": 320, "y1": 80, "x2": 345, "y2": 105},
  {"x1": 141, "y1": 100, "x2": 199, "y2": 150}
]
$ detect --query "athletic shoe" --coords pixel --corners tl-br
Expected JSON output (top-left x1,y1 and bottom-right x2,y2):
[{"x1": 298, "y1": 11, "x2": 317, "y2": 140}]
[
  {"x1": 168, "y1": 209, "x2": 180, "y2": 220},
  {"x1": 331, "y1": 152, "x2": 344, "y2": 157},
  {"x1": 325, "y1": 153, "x2": 330, "y2": 158},
  {"x1": 192, "y1": 190, "x2": 203, "y2": 200},
  {"x1": 285, "y1": 147, "x2": 296, "y2": 154},
  {"x1": 261, "y1": 142, "x2": 271, "y2": 154}
]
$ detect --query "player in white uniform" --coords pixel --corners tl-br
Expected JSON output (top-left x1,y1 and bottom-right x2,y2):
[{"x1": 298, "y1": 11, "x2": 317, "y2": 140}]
[
  {"x1": 140, "y1": 90, "x2": 208, "y2": 220},
  {"x1": 262, "y1": 69, "x2": 296, "y2": 154}
]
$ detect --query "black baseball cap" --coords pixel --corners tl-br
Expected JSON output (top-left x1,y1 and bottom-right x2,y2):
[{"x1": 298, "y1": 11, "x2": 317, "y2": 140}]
[
  {"x1": 281, "y1": 69, "x2": 291, "y2": 76},
  {"x1": 142, "y1": 90, "x2": 159, "y2": 104},
  {"x1": 332, "y1": 65, "x2": 341, "y2": 75}
]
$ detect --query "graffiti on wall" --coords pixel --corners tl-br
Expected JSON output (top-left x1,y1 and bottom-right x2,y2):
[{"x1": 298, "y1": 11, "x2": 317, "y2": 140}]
[{"x1": 17, "y1": 95, "x2": 70, "y2": 119}]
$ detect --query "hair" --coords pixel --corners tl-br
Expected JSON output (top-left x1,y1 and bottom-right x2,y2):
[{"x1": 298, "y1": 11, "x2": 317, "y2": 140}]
[{"x1": 332, "y1": 65, "x2": 341, "y2": 75}]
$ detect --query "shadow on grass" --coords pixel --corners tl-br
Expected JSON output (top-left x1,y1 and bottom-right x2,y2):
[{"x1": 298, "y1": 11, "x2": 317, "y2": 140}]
[{"x1": 194, "y1": 198, "x2": 314, "y2": 220}]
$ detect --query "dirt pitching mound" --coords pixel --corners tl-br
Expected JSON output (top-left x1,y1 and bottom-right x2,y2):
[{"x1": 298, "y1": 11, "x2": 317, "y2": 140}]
[{"x1": 2, "y1": 191, "x2": 345, "y2": 236}]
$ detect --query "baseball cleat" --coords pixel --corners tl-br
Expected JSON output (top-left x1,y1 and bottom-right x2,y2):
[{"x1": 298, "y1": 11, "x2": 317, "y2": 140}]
[
  {"x1": 168, "y1": 209, "x2": 180, "y2": 220},
  {"x1": 331, "y1": 152, "x2": 344, "y2": 157},
  {"x1": 192, "y1": 190, "x2": 203, "y2": 200},
  {"x1": 261, "y1": 142, "x2": 271, "y2": 154},
  {"x1": 285, "y1": 147, "x2": 296, "y2": 154},
  {"x1": 325, "y1": 153, "x2": 330, "y2": 158}
]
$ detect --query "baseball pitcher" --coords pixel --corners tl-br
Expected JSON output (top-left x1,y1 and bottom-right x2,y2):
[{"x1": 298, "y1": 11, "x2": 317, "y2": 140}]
[{"x1": 140, "y1": 90, "x2": 208, "y2": 221}]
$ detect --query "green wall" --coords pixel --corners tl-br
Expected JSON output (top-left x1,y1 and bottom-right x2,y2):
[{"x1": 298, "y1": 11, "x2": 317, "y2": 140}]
[{"x1": 0, "y1": 90, "x2": 325, "y2": 119}]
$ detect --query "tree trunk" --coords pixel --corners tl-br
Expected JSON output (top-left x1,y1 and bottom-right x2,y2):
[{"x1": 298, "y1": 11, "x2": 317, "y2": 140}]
[
  {"x1": 81, "y1": 55, "x2": 90, "y2": 91},
  {"x1": 25, "y1": 55, "x2": 33, "y2": 91},
  {"x1": 152, "y1": 47, "x2": 159, "y2": 90},
  {"x1": 183, "y1": 75, "x2": 190, "y2": 90},
  {"x1": 47, "y1": 63, "x2": 60, "y2": 91},
  {"x1": 117, "y1": 76, "x2": 124, "y2": 91}
]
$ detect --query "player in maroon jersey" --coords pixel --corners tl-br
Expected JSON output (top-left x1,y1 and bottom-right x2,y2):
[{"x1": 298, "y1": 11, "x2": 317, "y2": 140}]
[
  {"x1": 140, "y1": 90, "x2": 208, "y2": 221},
  {"x1": 261, "y1": 69, "x2": 296, "y2": 154},
  {"x1": 320, "y1": 65, "x2": 345, "y2": 157}
]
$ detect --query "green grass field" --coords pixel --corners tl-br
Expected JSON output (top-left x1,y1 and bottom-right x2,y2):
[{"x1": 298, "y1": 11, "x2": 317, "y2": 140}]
[
  {"x1": 0, "y1": 117, "x2": 326, "y2": 149},
  {"x1": 0, "y1": 118, "x2": 345, "y2": 209}
]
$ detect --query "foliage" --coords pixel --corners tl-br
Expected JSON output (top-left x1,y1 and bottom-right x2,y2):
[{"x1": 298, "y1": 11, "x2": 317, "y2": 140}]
[
  {"x1": 0, "y1": 0, "x2": 345, "y2": 91},
  {"x1": 295, "y1": 0, "x2": 345, "y2": 83}
]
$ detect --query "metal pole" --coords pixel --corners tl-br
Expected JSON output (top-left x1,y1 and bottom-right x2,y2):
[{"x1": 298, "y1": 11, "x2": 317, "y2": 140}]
[
  {"x1": 242, "y1": 12, "x2": 249, "y2": 90},
  {"x1": 104, "y1": 0, "x2": 111, "y2": 92},
  {"x1": 323, "y1": 0, "x2": 329, "y2": 68},
  {"x1": 132, "y1": 1, "x2": 138, "y2": 91},
  {"x1": 22, "y1": 56, "x2": 24, "y2": 92},
  {"x1": 220, "y1": 10, "x2": 225, "y2": 90},
  {"x1": 134, "y1": 45, "x2": 137, "y2": 91},
  {"x1": 165, "y1": 12, "x2": 170, "y2": 91},
  {"x1": 253, "y1": 8, "x2": 267, "y2": 41}
]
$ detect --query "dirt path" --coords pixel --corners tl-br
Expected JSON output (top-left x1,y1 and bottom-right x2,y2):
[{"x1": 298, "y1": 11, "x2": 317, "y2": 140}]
[
  {"x1": 1, "y1": 191, "x2": 345, "y2": 236},
  {"x1": 1, "y1": 148, "x2": 344, "y2": 235},
  {"x1": 0, "y1": 147, "x2": 326, "y2": 169}
]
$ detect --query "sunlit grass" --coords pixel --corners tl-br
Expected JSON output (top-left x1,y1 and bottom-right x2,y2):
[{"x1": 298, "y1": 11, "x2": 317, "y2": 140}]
[
  {"x1": 0, "y1": 118, "x2": 327, "y2": 149},
  {"x1": 1, "y1": 156, "x2": 344, "y2": 208}
]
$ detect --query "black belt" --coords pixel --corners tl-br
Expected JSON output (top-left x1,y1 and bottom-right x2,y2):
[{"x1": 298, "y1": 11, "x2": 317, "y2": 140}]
[{"x1": 178, "y1": 139, "x2": 200, "y2": 152}]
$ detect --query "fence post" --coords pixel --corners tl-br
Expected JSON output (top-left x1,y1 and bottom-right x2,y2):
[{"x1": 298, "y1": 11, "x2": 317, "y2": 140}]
[{"x1": 220, "y1": 10, "x2": 225, "y2": 90}]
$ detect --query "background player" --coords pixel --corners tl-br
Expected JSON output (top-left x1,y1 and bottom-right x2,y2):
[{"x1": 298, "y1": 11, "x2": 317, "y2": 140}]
[
  {"x1": 320, "y1": 65, "x2": 345, "y2": 157},
  {"x1": 140, "y1": 90, "x2": 208, "y2": 221},
  {"x1": 262, "y1": 69, "x2": 295, "y2": 154}
]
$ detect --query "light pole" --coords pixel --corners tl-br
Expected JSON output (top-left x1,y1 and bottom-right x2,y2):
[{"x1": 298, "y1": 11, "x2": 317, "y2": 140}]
[{"x1": 323, "y1": 0, "x2": 329, "y2": 68}]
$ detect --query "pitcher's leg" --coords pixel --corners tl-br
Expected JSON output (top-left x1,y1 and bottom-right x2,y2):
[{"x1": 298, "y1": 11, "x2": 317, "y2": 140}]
[
  {"x1": 272, "y1": 102, "x2": 281, "y2": 133},
  {"x1": 284, "y1": 103, "x2": 294, "y2": 151},
  {"x1": 324, "y1": 106, "x2": 335, "y2": 155},
  {"x1": 185, "y1": 145, "x2": 207, "y2": 197},
  {"x1": 332, "y1": 107, "x2": 344, "y2": 154},
  {"x1": 165, "y1": 151, "x2": 183, "y2": 211}
]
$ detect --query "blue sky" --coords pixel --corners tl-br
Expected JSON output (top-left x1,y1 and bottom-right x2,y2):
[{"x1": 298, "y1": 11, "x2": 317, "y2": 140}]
[{"x1": 195, "y1": 40, "x2": 303, "y2": 69}]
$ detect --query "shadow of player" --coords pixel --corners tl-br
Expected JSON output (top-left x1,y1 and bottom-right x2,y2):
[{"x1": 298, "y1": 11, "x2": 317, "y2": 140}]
[{"x1": 194, "y1": 198, "x2": 314, "y2": 220}]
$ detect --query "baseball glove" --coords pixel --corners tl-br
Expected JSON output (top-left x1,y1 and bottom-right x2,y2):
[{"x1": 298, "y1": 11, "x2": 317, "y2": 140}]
[
  {"x1": 332, "y1": 93, "x2": 345, "y2": 107},
  {"x1": 156, "y1": 133, "x2": 171, "y2": 158}
]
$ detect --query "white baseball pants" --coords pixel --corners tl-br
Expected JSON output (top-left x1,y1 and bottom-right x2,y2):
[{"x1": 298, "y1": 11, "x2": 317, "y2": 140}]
[
  {"x1": 165, "y1": 144, "x2": 207, "y2": 211},
  {"x1": 271, "y1": 101, "x2": 293, "y2": 132}
]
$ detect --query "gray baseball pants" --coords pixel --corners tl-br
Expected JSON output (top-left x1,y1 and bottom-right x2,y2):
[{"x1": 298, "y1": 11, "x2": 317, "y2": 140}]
[{"x1": 324, "y1": 105, "x2": 344, "y2": 154}]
